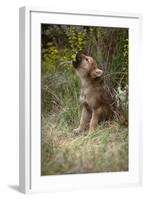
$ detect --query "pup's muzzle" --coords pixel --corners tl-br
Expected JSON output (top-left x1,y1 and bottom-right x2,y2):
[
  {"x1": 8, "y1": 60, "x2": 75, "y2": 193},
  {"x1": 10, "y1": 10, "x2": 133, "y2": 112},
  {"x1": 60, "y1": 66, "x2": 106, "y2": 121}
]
[{"x1": 72, "y1": 51, "x2": 86, "y2": 69}]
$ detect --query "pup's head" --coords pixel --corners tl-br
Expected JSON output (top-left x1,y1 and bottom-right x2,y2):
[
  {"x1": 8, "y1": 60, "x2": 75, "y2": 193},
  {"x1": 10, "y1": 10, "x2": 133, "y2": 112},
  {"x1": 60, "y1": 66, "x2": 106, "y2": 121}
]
[{"x1": 73, "y1": 51, "x2": 103, "y2": 79}]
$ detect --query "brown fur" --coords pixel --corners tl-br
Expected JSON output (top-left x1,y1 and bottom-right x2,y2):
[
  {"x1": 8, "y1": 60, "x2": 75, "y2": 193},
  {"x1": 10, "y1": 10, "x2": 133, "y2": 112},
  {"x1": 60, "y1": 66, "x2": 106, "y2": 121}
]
[{"x1": 72, "y1": 52, "x2": 113, "y2": 133}]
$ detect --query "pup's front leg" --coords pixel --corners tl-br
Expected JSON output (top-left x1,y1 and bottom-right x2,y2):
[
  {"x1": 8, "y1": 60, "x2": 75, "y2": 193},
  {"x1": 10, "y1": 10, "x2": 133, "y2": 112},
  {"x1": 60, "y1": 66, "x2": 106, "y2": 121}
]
[
  {"x1": 73, "y1": 106, "x2": 91, "y2": 134},
  {"x1": 89, "y1": 107, "x2": 102, "y2": 132}
]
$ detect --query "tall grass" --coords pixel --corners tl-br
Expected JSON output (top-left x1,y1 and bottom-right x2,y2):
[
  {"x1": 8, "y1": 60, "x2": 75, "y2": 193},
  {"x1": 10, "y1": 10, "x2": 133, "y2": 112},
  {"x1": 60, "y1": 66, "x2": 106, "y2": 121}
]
[{"x1": 41, "y1": 63, "x2": 80, "y2": 127}]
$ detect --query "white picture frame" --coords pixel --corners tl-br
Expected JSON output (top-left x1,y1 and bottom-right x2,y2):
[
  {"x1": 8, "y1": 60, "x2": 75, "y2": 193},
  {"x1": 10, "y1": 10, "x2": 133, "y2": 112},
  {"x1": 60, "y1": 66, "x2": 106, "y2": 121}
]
[{"x1": 19, "y1": 6, "x2": 143, "y2": 194}]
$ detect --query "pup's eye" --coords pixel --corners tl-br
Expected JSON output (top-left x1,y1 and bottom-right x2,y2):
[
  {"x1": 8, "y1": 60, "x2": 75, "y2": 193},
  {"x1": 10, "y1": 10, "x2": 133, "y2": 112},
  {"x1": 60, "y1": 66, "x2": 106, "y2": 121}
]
[{"x1": 85, "y1": 58, "x2": 89, "y2": 62}]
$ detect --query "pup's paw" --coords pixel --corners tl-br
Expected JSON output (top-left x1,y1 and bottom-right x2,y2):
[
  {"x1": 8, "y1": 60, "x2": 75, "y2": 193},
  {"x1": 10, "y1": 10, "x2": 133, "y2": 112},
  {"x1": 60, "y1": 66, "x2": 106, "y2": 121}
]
[
  {"x1": 89, "y1": 127, "x2": 97, "y2": 134},
  {"x1": 73, "y1": 127, "x2": 82, "y2": 135}
]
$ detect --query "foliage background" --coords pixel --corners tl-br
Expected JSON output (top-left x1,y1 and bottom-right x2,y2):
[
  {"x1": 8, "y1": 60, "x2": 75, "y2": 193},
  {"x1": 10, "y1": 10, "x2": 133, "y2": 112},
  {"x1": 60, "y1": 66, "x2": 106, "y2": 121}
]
[{"x1": 41, "y1": 24, "x2": 128, "y2": 175}]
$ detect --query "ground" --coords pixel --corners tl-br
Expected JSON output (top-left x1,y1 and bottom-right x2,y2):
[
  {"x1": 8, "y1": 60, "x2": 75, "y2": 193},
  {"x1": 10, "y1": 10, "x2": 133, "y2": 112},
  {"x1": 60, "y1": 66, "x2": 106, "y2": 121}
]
[{"x1": 41, "y1": 115, "x2": 128, "y2": 176}]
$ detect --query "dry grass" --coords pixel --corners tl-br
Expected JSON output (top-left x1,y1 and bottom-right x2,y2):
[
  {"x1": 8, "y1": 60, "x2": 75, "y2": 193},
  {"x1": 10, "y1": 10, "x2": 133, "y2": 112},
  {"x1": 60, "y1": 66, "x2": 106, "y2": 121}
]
[{"x1": 41, "y1": 115, "x2": 128, "y2": 175}]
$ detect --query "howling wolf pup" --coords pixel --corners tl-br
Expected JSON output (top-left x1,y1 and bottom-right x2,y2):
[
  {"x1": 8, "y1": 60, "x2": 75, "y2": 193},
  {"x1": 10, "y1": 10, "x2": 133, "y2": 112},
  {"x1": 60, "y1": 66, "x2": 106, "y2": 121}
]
[{"x1": 72, "y1": 51, "x2": 114, "y2": 134}]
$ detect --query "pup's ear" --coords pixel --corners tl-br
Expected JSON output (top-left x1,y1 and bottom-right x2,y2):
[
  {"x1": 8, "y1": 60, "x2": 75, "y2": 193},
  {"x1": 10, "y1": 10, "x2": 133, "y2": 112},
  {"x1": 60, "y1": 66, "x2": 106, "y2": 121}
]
[{"x1": 90, "y1": 68, "x2": 103, "y2": 78}]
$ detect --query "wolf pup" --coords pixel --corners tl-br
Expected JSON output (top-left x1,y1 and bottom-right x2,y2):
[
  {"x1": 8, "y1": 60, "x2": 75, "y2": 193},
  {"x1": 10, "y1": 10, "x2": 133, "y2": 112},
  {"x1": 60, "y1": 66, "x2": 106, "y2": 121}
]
[{"x1": 72, "y1": 51, "x2": 114, "y2": 134}]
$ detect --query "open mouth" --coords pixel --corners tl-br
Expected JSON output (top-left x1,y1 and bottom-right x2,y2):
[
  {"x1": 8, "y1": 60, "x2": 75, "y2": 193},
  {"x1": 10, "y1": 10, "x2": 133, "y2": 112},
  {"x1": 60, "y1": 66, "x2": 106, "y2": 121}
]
[
  {"x1": 72, "y1": 52, "x2": 84, "y2": 68},
  {"x1": 72, "y1": 60, "x2": 78, "y2": 68}
]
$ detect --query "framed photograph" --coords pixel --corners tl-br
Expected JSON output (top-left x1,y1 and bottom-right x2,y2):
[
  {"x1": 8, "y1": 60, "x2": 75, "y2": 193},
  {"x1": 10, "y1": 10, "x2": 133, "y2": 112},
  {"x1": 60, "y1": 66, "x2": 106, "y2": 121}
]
[{"x1": 19, "y1": 6, "x2": 143, "y2": 193}]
